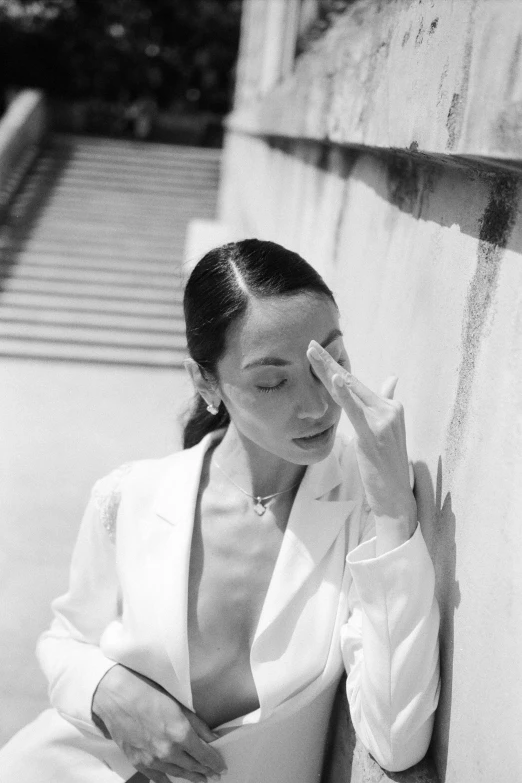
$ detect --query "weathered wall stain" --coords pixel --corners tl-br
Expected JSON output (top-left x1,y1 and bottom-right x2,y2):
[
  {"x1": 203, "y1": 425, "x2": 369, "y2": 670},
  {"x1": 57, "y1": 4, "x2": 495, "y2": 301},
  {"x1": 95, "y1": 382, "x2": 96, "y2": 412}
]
[
  {"x1": 386, "y1": 154, "x2": 421, "y2": 213},
  {"x1": 358, "y1": 28, "x2": 393, "y2": 129},
  {"x1": 494, "y1": 32, "x2": 522, "y2": 152},
  {"x1": 495, "y1": 101, "x2": 522, "y2": 154},
  {"x1": 505, "y1": 32, "x2": 522, "y2": 98},
  {"x1": 446, "y1": 93, "x2": 462, "y2": 151},
  {"x1": 445, "y1": 2, "x2": 477, "y2": 151},
  {"x1": 415, "y1": 19, "x2": 425, "y2": 47},
  {"x1": 444, "y1": 174, "x2": 520, "y2": 479}
]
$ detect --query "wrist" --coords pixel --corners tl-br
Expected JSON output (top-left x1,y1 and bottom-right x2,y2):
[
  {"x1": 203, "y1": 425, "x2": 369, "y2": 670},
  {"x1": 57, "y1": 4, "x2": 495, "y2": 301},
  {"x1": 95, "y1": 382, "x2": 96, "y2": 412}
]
[
  {"x1": 373, "y1": 502, "x2": 417, "y2": 556},
  {"x1": 91, "y1": 663, "x2": 125, "y2": 734}
]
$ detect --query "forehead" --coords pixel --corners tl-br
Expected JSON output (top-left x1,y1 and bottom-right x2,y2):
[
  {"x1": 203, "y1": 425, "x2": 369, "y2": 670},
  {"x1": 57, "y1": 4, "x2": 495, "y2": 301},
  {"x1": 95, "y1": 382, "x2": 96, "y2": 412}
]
[{"x1": 223, "y1": 293, "x2": 339, "y2": 364}]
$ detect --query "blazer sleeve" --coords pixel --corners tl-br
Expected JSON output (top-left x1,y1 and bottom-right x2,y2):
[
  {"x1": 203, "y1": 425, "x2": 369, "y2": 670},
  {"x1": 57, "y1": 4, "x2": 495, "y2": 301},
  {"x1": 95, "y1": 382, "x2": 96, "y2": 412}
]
[
  {"x1": 35, "y1": 467, "x2": 130, "y2": 736},
  {"x1": 340, "y1": 509, "x2": 441, "y2": 772}
]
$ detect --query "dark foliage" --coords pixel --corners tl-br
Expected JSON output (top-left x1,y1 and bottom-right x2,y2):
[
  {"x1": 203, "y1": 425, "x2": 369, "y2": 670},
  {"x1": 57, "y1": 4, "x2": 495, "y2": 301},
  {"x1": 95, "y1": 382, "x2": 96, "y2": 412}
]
[{"x1": 0, "y1": 0, "x2": 242, "y2": 115}]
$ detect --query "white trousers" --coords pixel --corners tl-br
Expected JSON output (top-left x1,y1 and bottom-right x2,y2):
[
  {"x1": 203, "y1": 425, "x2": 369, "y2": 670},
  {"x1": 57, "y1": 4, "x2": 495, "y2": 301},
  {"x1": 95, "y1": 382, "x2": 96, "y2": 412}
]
[
  {"x1": 0, "y1": 683, "x2": 336, "y2": 783},
  {"x1": 0, "y1": 709, "x2": 136, "y2": 783}
]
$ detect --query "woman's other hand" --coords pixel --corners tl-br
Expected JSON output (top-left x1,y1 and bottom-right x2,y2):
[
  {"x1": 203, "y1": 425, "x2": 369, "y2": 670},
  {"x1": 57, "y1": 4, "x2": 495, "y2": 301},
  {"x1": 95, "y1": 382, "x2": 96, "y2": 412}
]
[
  {"x1": 92, "y1": 665, "x2": 227, "y2": 783},
  {"x1": 307, "y1": 340, "x2": 417, "y2": 555}
]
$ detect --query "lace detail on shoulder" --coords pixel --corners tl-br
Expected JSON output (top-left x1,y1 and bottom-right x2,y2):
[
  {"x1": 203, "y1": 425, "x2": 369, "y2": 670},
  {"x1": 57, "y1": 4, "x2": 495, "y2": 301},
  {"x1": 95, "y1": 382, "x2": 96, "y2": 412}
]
[{"x1": 92, "y1": 463, "x2": 133, "y2": 543}]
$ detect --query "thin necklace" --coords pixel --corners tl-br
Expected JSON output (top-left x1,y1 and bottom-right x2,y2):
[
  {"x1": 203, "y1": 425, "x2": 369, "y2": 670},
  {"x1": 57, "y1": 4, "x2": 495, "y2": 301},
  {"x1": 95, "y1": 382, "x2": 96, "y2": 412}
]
[{"x1": 214, "y1": 461, "x2": 302, "y2": 516}]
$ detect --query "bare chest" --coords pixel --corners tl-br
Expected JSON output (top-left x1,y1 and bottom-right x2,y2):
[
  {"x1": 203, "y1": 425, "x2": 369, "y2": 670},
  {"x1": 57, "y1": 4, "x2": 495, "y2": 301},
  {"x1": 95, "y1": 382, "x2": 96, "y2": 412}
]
[{"x1": 187, "y1": 488, "x2": 289, "y2": 649}]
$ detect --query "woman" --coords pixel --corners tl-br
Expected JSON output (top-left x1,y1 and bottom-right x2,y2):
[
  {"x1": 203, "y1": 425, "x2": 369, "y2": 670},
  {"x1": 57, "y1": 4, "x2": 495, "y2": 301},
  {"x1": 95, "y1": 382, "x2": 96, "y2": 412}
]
[{"x1": 0, "y1": 239, "x2": 440, "y2": 783}]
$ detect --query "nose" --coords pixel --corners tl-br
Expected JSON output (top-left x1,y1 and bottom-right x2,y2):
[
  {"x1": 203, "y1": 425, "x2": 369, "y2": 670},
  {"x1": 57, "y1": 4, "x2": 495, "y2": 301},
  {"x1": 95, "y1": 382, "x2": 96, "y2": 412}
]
[{"x1": 296, "y1": 376, "x2": 330, "y2": 420}]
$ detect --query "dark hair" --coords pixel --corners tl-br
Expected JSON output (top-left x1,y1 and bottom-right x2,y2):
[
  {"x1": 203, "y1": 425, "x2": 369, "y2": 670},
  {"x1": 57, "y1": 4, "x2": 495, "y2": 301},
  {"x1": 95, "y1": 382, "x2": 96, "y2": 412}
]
[{"x1": 182, "y1": 238, "x2": 336, "y2": 448}]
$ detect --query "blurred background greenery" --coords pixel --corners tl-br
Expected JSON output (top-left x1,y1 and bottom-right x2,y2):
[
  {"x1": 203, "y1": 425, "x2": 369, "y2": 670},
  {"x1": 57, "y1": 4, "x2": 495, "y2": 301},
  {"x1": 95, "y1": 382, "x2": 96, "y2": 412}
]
[{"x1": 0, "y1": 0, "x2": 242, "y2": 145}]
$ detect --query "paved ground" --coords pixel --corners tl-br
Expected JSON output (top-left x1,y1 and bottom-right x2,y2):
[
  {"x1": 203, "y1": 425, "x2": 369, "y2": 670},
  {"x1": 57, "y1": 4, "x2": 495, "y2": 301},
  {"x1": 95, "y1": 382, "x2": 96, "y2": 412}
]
[{"x1": 0, "y1": 357, "x2": 193, "y2": 745}]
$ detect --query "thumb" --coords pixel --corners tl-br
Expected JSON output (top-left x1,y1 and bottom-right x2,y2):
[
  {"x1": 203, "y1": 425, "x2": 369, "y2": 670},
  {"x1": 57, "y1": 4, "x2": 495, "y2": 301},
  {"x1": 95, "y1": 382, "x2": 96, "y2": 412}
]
[
  {"x1": 380, "y1": 375, "x2": 398, "y2": 399},
  {"x1": 185, "y1": 710, "x2": 220, "y2": 742}
]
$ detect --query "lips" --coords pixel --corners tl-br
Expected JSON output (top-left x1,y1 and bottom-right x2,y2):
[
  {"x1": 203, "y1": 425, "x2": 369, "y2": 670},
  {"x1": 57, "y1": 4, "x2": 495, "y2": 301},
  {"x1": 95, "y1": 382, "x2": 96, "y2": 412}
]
[{"x1": 293, "y1": 424, "x2": 334, "y2": 444}]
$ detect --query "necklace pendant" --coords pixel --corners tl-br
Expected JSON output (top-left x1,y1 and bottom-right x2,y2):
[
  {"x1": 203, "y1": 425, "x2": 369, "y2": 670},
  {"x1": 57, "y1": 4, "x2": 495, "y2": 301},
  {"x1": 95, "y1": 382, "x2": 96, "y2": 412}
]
[{"x1": 254, "y1": 499, "x2": 267, "y2": 516}]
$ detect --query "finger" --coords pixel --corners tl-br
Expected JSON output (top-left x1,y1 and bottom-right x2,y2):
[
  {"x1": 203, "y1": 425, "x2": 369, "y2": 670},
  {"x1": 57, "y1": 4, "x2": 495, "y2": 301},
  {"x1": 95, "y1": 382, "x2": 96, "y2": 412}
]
[
  {"x1": 185, "y1": 710, "x2": 220, "y2": 744},
  {"x1": 179, "y1": 751, "x2": 218, "y2": 777},
  {"x1": 380, "y1": 375, "x2": 398, "y2": 400},
  {"x1": 331, "y1": 373, "x2": 366, "y2": 426},
  {"x1": 144, "y1": 768, "x2": 210, "y2": 783},
  {"x1": 409, "y1": 460, "x2": 415, "y2": 490},
  {"x1": 308, "y1": 341, "x2": 380, "y2": 407},
  {"x1": 307, "y1": 341, "x2": 344, "y2": 388},
  {"x1": 184, "y1": 732, "x2": 227, "y2": 775},
  {"x1": 135, "y1": 769, "x2": 168, "y2": 783},
  {"x1": 153, "y1": 764, "x2": 211, "y2": 783},
  {"x1": 154, "y1": 753, "x2": 213, "y2": 778}
]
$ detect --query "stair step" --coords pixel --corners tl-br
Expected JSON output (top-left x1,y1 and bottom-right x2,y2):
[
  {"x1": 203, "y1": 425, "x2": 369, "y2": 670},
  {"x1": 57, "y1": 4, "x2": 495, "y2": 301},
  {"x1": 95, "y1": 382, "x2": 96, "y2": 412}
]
[
  {"x1": 0, "y1": 133, "x2": 219, "y2": 367},
  {"x1": 0, "y1": 336, "x2": 186, "y2": 367},
  {"x1": 41, "y1": 183, "x2": 218, "y2": 201},
  {"x1": 50, "y1": 134, "x2": 222, "y2": 160},
  {"x1": 34, "y1": 157, "x2": 220, "y2": 181},
  {"x1": 1, "y1": 237, "x2": 183, "y2": 259},
  {"x1": 37, "y1": 200, "x2": 204, "y2": 219},
  {"x1": 0, "y1": 276, "x2": 182, "y2": 303},
  {"x1": 0, "y1": 261, "x2": 183, "y2": 290},
  {"x1": 0, "y1": 290, "x2": 183, "y2": 317},
  {"x1": 0, "y1": 319, "x2": 186, "y2": 350},
  {"x1": 0, "y1": 239, "x2": 182, "y2": 263},
  {"x1": 0, "y1": 251, "x2": 182, "y2": 276},
  {"x1": 0, "y1": 304, "x2": 185, "y2": 333},
  {"x1": 19, "y1": 227, "x2": 185, "y2": 248}
]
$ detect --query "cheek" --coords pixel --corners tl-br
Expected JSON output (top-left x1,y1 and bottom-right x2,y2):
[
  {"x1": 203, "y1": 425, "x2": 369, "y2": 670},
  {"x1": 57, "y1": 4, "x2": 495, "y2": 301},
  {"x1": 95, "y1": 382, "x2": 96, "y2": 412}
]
[{"x1": 220, "y1": 382, "x2": 291, "y2": 426}]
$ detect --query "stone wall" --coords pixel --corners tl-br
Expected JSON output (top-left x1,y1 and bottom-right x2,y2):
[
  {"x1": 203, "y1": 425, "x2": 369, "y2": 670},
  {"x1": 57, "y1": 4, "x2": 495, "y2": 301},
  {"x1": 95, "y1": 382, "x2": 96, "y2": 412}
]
[{"x1": 218, "y1": 2, "x2": 522, "y2": 782}]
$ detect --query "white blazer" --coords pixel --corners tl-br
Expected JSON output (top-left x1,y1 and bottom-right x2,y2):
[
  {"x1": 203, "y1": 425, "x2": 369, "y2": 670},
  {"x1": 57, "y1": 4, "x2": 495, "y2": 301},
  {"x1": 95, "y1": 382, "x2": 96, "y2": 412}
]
[{"x1": 35, "y1": 430, "x2": 440, "y2": 781}]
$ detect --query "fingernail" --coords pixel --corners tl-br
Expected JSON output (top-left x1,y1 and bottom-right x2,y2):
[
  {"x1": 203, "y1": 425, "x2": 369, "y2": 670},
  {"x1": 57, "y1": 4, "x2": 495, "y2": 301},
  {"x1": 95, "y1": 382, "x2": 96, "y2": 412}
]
[
  {"x1": 308, "y1": 346, "x2": 320, "y2": 360},
  {"x1": 333, "y1": 374, "x2": 344, "y2": 388}
]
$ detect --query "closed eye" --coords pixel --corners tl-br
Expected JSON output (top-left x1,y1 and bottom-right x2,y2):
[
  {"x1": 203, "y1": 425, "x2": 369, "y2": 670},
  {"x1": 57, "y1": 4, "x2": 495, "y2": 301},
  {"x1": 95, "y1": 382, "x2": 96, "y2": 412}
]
[{"x1": 256, "y1": 380, "x2": 287, "y2": 393}]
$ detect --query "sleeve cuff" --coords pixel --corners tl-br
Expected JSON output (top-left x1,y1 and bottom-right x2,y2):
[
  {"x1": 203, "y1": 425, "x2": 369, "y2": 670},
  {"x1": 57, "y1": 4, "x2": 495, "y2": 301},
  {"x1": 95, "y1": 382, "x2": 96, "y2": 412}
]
[
  {"x1": 43, "y1": 642, "x2": 119, "y2": 735},
  {"x1": 345, "y1": 523, "x2": 436, "y2": 633}
]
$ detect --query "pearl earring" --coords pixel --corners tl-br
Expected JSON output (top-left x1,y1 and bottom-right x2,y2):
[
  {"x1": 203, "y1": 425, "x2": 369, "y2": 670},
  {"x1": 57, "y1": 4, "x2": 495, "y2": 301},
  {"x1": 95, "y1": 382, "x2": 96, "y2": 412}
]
[{"x1": 206, "y1": 403, "x2": 219, "y2": 415}]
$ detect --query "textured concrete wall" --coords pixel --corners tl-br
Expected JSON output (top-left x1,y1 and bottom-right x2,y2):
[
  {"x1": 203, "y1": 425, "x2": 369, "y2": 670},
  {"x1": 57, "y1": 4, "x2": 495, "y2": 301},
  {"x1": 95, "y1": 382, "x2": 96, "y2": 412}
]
[
  {"x1": 219, "y1": 1, "x2": 522, "y2": 782},
  {"x1": 229, "y1": 0, "x2": 522, "y2": 164}
]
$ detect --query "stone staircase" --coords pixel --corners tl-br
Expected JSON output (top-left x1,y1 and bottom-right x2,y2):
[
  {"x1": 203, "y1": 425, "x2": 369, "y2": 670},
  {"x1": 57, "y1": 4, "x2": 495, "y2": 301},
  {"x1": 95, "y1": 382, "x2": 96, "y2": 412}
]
[{"x1": 0, "y1": 134, "x2": 221, "y2": 366}]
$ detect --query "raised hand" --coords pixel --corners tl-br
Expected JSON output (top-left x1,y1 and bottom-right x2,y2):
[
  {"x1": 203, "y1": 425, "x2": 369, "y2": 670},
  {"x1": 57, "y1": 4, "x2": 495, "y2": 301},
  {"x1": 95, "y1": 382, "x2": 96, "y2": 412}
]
[
  {"x1": 92, "y1": 665, "x2": 227, "y2": 783},
  {"x1": 307, "y1": 340, "x2": 417, "y2": 554}
]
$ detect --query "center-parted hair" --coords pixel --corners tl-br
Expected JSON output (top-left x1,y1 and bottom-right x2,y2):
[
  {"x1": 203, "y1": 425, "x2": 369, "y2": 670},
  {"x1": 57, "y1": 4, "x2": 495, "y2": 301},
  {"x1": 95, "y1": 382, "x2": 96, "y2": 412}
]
[{"x1": 182, "y1": 238, "x2": 336, "y2": 448}]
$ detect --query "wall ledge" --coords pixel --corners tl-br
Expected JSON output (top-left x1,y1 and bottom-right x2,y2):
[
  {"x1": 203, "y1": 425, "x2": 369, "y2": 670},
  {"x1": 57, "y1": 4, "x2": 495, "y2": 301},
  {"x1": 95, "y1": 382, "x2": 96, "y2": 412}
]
[
  {"x1": 0, "y1": 90, "x2": 47, "y2": 218},
  {"x1": 227, "y1": 0, "x2": 522, "y2": 166}
]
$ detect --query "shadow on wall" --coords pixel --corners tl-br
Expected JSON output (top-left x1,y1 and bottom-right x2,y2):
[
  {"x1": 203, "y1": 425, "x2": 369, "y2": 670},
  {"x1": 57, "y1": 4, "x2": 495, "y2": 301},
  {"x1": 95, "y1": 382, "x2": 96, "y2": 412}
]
[
  {"x1": 320, "y1": 460, "x2": 458, "y2": 783},
  {"x1": 414, "y1": 460, "x2": 460, "y2": 783}
]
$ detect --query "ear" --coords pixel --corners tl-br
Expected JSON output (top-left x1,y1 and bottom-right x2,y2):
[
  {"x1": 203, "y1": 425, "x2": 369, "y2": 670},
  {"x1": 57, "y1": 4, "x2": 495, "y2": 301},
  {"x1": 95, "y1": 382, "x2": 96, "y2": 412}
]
[{"x1": 183, "y1": 358, "x2": 221, "y2": 408}]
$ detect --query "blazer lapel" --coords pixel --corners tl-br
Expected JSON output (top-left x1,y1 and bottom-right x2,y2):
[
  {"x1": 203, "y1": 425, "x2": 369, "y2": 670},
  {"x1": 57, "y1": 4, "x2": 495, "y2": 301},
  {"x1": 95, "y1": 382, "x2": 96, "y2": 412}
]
[
  {"x1": 150, "y1": 431, "x2": 222, "y2": 708},
  {"x1": 252, "y1": 446, "x2": 355, "y2": 646}
]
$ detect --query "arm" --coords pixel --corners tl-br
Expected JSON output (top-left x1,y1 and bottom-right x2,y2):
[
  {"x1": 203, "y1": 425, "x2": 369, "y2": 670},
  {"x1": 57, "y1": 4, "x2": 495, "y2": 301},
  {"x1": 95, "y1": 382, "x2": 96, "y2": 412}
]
[
  {"x1": 36, "y1": 470, "x2": 126, "y2": 735},
  {"x1": 36, "y1": 467, "x2": 227, "y2": 783},
  {"x1": 340, "y1": 509, "x2": 440, "y2": 772},
  {"x1": 307, "y1": 341, "x2": 440, "y2": 770}
]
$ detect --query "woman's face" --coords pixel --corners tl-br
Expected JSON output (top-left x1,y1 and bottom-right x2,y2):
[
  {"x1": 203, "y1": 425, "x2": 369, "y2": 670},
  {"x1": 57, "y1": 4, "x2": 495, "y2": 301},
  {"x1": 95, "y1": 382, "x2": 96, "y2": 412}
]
[{"x1": 215, "y1": 293, "x2": 350, "y2": 465}]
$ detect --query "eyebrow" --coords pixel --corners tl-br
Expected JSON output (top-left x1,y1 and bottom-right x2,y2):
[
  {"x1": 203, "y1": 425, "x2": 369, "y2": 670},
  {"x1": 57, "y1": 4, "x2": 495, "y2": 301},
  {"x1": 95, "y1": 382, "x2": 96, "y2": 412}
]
[{"x1": 243, "y1": 328, "x2": 343, "y2": 370}]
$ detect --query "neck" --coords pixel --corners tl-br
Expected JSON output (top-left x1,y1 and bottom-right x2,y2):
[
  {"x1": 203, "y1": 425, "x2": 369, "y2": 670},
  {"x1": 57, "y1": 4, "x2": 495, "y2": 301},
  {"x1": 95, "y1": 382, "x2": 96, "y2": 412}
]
[{"x1": 212, "y1": 424, "x2": 306, "y2": 499}]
